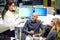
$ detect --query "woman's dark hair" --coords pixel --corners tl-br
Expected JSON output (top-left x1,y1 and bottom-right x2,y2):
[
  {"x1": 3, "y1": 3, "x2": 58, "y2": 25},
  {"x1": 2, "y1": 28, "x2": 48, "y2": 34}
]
[{"x1": 2, "y1": 1, "x2": 14, "y2": 19}]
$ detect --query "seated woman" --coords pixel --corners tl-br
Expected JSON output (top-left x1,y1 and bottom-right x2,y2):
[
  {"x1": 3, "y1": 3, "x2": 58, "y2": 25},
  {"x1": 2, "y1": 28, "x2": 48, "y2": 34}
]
[
  {"x1": 43, "y1": 21, "x2": 54, "y2": 37},
  {"x1": 43, "y1": 18, "x2": 60, "y2": 40}
]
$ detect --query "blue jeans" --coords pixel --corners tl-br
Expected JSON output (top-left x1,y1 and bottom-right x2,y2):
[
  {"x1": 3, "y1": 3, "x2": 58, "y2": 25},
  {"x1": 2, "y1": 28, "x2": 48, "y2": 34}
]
[
  {"x1": 25, "y1": 35, "x2": 41, "y2": 40},
  {"x1": 25, "y1": 35, "x2": 33, "y2": 40}
]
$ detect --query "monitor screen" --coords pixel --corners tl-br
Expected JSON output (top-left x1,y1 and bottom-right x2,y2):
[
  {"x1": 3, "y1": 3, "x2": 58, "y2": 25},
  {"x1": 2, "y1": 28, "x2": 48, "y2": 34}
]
[
  {"x1": 18, "y1": 8, "x2": 33, "y2": 18},
  {"x1": 34, "y1": 8, "x2": 47, "y2": 16}
]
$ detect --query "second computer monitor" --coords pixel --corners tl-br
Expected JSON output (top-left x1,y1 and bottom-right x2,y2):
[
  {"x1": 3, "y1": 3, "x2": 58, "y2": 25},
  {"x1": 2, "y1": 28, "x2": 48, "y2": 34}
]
[{"x1": 34, "y1": 8, "x2": 47, "y2": 16}]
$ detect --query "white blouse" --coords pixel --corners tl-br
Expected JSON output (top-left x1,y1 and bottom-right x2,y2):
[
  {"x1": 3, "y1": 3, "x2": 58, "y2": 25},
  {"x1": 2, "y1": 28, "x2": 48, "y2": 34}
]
[{"x1": 3, "y1": 10, "x2": 21, "y2": 30}]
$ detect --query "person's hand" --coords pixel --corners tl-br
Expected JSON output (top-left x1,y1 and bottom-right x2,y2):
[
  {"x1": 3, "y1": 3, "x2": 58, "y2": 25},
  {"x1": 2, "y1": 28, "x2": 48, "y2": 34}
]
[
  {"x1": 42, "y1": 38, "x2": 46, "y2": 40},
  {"x1": 19, "y1": 19, "x2": 27, "y2": 24},
  {"x1": 28, "y1": 30, "x2": 34, "y2": 34},
  {"x1": 36, "y1": 34, "x2": 42, "y2": 37},
  {"x1": 30, "y1": 30, "x2": 34, "y2": 34},
  {"x1": 19, "y1": 20, "x2": 24, "y2": 24}
]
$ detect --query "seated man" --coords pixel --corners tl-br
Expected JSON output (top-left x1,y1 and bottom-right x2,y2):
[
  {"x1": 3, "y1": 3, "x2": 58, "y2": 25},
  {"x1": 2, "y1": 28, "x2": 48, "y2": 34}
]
[{"x1": 22, "y1": 13, "x2": 45, "y2": 40}]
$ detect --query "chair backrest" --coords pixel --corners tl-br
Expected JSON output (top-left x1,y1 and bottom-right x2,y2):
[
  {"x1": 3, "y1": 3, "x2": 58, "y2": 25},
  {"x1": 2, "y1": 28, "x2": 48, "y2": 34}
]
[{"x1": 56, "y1": 30, "x2": 60, "y2": 39}]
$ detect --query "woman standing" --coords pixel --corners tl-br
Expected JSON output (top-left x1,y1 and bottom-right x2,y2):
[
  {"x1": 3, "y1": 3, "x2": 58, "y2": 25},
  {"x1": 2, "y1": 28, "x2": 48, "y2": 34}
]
[{"x1": 1, "y1": 1, "x2": 24, "y2": 37}]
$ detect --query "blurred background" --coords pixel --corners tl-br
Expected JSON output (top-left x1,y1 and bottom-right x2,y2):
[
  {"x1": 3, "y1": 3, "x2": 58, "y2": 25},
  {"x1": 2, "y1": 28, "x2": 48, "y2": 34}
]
[{"x1": 0, "y1": 0, "x2": 60, "y2": 24}]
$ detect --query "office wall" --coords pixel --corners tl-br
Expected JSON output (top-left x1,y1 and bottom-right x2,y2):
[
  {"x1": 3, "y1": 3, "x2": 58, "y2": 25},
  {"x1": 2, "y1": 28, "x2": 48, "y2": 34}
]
[
  {"x1": 55, "y1": 0, "x2": 60, "y2": 9},
  {"x1": 32, "y1": 0, "x2": 43, "y2": 5},
  {"x1": 38, "y1": 14, "x2": 60, "y2": 25}
]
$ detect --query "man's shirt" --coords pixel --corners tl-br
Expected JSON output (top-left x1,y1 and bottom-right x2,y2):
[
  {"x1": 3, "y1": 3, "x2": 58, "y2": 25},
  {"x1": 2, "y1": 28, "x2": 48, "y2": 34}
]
[{"x1": 22, "y1": 19, "x2": 45, "y2": 36}]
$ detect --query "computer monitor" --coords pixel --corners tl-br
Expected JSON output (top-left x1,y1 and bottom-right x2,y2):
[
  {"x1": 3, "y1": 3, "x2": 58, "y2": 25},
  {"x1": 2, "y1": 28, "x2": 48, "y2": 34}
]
[
  {"x1": 34, "y1": 8, "x2": 47, "y2": 16},
  {"x1": 18, "y1": 8, "x2": 33, "y2": 18}
]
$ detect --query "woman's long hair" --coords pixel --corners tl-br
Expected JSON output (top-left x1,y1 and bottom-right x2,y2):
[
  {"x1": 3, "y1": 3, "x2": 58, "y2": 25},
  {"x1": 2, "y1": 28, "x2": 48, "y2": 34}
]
[
  {"x1": 52, "y1": 18, "x2": 60, "y2": 32},
  {"x1": 2, "y1": 1, "x2": 14, "y2": 19}
]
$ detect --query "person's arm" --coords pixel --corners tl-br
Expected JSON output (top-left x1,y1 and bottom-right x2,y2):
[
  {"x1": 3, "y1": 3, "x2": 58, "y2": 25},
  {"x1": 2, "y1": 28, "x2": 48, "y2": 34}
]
[
  {"x1": 46, "y1": 30, "x2": 57, "y2": 40},
  {"x1": 14, "y1": 16, "x2": 25, "y2": 25},
  {"x1": 22, "y1": 20, "x2": 29, "y2": 34},
  {"x1": 40, "y1": 21, "x2": 45, "y2": 36},
  {"x1": 33, "y1": 21, "x2": 45, "y2": 37}
]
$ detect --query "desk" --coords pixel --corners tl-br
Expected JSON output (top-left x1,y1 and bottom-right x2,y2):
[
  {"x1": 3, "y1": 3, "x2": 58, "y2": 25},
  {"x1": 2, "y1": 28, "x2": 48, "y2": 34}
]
[
  {"x1": 15, "y1": 27, "x2": 22, "y2": 40},
  {"x1": 15, "y1": 23, "x2": 25, "y2": 40}
]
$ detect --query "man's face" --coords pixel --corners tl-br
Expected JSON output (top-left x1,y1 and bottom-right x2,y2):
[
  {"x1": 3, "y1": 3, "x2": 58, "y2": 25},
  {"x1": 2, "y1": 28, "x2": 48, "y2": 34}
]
[{"x1": 31, "y1": 14, "x2": 38, "y2": 22}]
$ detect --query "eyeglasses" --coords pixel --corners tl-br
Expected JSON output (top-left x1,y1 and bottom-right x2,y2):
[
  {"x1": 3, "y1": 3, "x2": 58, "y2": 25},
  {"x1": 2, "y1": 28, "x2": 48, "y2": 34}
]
[{"x1": 51, "y1": 21, "x2": 53, "y2": 22}]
